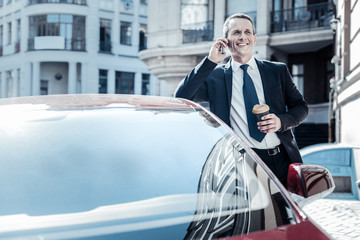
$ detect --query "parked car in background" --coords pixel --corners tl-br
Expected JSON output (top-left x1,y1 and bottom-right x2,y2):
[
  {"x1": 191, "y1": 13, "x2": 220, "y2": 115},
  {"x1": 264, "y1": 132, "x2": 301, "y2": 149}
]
[
  {"x1": 0, "y1": 94, "x2": 334, "y2": 240},
  {"x1": 301, "y1": 143, "x2": 360, "y2": 200}
]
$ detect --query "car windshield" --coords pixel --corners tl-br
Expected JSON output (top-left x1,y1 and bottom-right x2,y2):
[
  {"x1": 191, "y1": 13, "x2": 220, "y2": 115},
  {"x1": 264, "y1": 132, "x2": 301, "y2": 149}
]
[{"x1": 0, "y1": 103, "x2": 297, "y2": 239}]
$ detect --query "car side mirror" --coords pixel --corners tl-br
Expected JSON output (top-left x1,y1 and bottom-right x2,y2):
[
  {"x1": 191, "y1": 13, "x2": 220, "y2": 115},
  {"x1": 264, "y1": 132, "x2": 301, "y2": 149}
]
[
  {"x1": 356, "y1": 179, "x2": 360, "y2": 190},
  {"x1": 287, "y1": 163, "x2": 335, "y2": 205}
]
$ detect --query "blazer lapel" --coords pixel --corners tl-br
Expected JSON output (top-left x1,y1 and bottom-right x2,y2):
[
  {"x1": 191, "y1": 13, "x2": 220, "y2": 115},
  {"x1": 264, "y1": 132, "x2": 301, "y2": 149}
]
[
  {"x1": 224, "y1": 59, "x2": 233, "y2": 109},
  {"x1": 255, "y1": 58, "x2": 272, "y2": 106}
]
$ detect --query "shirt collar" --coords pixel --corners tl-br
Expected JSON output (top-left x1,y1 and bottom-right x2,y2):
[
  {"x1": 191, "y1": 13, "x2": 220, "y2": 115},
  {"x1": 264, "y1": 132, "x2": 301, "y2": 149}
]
[{"x1": 231, "y1": 57, "x2": 256, "y2": 71}]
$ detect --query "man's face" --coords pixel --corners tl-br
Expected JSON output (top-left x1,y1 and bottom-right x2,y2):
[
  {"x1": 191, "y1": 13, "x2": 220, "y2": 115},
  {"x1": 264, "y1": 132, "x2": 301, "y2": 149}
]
[{"x1": 227, "y1": 18, "x2": 256, "y2": 62}]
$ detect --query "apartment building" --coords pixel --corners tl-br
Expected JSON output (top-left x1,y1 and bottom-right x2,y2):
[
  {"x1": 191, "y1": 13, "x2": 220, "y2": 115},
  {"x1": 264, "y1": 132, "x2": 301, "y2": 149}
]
[
  {"x1": 332, "y1": 0, "x2": 360, "y2": 144},
  {"x1": 139, "y1": 0, "x2": 335, "y2": 147},
  {"x1": 0, "y1": 0, "x2": 158, "y2": 98}
]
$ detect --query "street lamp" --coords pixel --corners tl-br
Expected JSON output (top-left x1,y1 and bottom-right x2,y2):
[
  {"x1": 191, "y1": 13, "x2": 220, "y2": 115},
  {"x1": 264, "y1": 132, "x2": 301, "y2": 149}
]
[
  {"x1": 329, "y1": 17, "x2": 340, "y2": 33},
  {"x1": 329, "y1": 16, "x2": 340, "y2": 143}
]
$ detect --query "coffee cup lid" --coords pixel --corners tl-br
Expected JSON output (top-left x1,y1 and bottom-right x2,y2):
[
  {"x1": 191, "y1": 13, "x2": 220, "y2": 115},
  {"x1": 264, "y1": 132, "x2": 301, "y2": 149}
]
[{"x1": 252, "y1": 104, "x2": 269, "y2": 114}]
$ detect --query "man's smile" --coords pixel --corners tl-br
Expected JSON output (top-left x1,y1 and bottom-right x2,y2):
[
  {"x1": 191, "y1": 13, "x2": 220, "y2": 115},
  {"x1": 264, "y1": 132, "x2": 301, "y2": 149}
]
[{"x1": 236, "y1": 42, "x2": 249, "y2": 46}]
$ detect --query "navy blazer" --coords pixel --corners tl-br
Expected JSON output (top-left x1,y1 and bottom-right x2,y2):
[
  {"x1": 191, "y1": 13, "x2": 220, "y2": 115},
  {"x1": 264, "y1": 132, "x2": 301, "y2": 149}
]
[{"x1": 175, "y1": 57, "x2": 308, "y2": 163}]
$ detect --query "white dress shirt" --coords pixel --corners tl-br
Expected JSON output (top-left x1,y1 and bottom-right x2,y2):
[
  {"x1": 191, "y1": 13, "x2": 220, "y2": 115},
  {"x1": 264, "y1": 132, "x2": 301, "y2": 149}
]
[{"x1": 229, "y1": 57, "x2": 281, "y2": 149}]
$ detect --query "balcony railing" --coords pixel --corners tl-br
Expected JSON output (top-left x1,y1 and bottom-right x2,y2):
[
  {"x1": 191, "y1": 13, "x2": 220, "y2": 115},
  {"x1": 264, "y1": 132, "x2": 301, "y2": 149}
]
[
  {"x1": 28, "y1": 0, "x2": 86, "y2": 5},
  {"x1": 28, "y1": 38, "x2": 86, "y2": 51},
  {"x1": 182, "y1": 21, "x2": 214, "y2": 44},
  {"x1": 271, "y1": 2, "x2": 333, "y2": 33},
  {"x1": 67, "y1": 39, "x2": 86, "y2": 51},
  {"x1": 99, "y1": 40, "x2": 112, "y2": 54}
]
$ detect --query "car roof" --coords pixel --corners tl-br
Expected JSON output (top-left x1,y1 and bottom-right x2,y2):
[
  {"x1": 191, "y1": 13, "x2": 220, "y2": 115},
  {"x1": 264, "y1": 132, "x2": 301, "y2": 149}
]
[
  {"x1": 300, "y1": 142, "x2": 360, "y2": 156},
  {"x1": 0, "y1": 94, "x2": 201, "y2": 111}
]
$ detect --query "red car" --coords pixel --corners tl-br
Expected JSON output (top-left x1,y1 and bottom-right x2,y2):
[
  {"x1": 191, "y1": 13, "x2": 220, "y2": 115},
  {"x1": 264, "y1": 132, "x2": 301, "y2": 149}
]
[{"x1": 0, "y1": 94, "x2": 333, "y2": 239}]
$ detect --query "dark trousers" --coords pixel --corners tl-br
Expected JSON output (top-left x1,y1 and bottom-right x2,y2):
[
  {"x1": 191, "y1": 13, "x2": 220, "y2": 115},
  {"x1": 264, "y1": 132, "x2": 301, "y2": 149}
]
[{"x1": 252, "y1": 144, "x2": 290, "y2": 187}]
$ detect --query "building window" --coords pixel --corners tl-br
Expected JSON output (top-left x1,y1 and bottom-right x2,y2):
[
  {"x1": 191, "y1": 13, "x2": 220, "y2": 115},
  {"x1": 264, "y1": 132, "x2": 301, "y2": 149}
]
[
  {"x1": 40, "y1": 80, "x2": 49, "y2": 95},
  {"x1": 7, "y1": 22, "x2": 11, "y2": 45},
  {"x1": 72, "y1": 16, "x2": 86, "y2": 51},
  {"x1": 6, "y1": 71, "x2": 13, "y2": 98},
  {"x1": 120, "y1": 21, "x2": 132, "y2": 46},
  {"x1": 115, "y1": 71, "x2": 134, "y2": 94},
  {"x1": 99, "y1": 18, "x2": 112, "y2": 53},
  {"x1": 181, "y1": 0, "x2": 214, "y2": 43},
  {"x1": 141, "y1": 73, "x2": 150, "y2": 95},
  {"x1": 15, "y1": 19, "x2": 20, "y2": 52},
  {"x1": 0, "y1": 25, "x2": 3, "y2": 56},
  {"x1": 99, "y1": 69, "x2": 108, "y2": 93},
  {"x1": 17, "y1": 69, "x2": 20, "y2": 96},
  {"x1": 29, "y1": 14, "x2": 86, "y2": 51},
  {"x1": 139, "y1": 24, "x2": 147, "y2": 51},
  {"x1": 73, "y1": 0, "x2": 86, "y2": 4},
  {"x1": 292, "y1": 64, "x2": 304, "y2": 95},
  {"x1": 28, "y1": 0, "x2": 87, "y2": 5},
  {"x1": 181, "y1": 0, "x2": 209, "y2": 27}
]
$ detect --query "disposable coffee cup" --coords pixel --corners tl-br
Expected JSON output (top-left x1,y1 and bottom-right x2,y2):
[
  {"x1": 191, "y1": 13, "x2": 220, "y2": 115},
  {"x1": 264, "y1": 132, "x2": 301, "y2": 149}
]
[{"x1": 252, "y1": 104, "x2": 270, "y2": 122}]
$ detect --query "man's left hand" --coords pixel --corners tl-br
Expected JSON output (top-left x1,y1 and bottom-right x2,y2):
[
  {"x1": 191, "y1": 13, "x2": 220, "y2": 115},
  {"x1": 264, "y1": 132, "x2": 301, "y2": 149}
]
[{"x1": 257, "y1": 113, "x2": 282, "y2": 133}]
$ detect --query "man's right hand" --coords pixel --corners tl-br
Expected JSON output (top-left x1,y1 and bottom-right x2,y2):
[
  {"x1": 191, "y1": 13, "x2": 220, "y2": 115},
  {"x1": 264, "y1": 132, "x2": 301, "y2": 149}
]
[{"x1": 208, "y1": 37, "x2": 228, "y2": 64}]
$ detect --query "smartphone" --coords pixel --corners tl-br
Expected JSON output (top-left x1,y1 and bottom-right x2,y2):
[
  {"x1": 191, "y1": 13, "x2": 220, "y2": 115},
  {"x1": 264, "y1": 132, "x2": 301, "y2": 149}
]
[
  {"x1": 220, "y1": 39, "x2": 228, "y2": 54},
  {"x1": 220, "y1": 45, "x2": 225, "y2": 54}
]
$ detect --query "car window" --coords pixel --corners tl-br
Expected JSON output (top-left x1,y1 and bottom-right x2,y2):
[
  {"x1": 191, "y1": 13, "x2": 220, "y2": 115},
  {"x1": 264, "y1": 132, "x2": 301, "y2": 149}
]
[
  {"x1": 185, "y1": 133, "x2": 296, "y2": 239},
  {"x1": 303, "y1": 148, "x2": 351, "y2": 166},
  {"x1": 0, "y1": 107, "x2": 296, "y2": 239}
]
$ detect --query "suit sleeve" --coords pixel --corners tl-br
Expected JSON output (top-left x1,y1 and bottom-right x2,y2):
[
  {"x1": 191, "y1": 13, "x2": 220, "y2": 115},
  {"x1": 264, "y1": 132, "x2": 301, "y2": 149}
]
[
  {"x1": 277, "y1": 64, "x2": 309, "y2": 132},
  {"x1": 174, "y1": 57, "x2": 217, "y2": 102}
]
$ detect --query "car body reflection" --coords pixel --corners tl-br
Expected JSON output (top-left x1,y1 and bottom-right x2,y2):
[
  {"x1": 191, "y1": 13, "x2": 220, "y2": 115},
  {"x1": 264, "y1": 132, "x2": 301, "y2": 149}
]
[{"x1": 0, "y1": 94, "x2": 332, "y2": 240}]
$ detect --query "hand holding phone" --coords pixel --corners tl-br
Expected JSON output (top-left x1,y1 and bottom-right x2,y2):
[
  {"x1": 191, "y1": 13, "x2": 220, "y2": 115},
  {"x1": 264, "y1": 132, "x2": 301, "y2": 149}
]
[{"x1": 209, "y1": 38, "x2": 228, "y2": 63}]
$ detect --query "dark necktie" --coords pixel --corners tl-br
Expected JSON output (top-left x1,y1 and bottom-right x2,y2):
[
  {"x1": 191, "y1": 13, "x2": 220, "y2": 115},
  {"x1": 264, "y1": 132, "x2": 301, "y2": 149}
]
[{"x1": 241, "y1": 64, "x2": 266, "y2": 142}]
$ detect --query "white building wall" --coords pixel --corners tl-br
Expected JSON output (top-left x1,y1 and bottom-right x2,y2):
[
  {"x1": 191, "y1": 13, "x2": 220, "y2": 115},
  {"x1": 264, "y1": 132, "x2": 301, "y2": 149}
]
[
  {"x1": 341, "y1": 98, "x2": 360, "y2": 145},
  {"x1": 336, "y1": 0, "x2": 360, "y2": 144}
]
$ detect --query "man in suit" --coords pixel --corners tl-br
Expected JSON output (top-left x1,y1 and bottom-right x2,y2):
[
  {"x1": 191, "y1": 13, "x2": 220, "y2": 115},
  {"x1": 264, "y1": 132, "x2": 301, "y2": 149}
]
[{"x1": 174, "y1": 13, "x2": 308, "y2": 187}]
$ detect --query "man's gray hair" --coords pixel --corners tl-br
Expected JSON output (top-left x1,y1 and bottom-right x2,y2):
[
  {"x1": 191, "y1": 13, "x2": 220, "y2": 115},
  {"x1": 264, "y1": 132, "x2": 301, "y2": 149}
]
[{"x1": 223, "y1": 13, "x2": 256, "y2": 38}]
